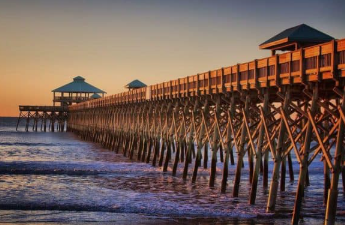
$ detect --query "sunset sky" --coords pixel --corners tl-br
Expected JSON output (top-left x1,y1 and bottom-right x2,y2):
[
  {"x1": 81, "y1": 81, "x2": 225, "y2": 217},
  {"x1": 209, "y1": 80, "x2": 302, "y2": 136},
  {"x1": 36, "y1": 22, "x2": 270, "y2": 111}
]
[{"x1": 1, "y1": 0, "x2": 344, "y2": 116}]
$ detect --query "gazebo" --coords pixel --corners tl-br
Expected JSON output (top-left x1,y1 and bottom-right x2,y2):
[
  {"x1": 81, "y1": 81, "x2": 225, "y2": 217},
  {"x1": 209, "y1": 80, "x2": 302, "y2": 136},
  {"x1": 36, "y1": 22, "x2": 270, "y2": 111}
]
[
  {"x1": 125, "y1": 79, "x2": 147, "y2": 91},
  {"x1": 52, "y1": 76, "x2": 106, "y2": 106},
  {"x1": 259, "y1": 24, "x2": 334, "y2": 55}
]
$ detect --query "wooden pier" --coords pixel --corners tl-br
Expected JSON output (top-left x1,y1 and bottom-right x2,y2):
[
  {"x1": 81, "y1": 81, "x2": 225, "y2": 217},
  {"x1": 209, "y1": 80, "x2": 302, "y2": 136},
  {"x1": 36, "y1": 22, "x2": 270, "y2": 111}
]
[
  {"x1": 67, "y1": 26, "x2": 345, "y2": 224},
  {"x1": 16, "y1": 105, "x2": 68, "y2": 132}
]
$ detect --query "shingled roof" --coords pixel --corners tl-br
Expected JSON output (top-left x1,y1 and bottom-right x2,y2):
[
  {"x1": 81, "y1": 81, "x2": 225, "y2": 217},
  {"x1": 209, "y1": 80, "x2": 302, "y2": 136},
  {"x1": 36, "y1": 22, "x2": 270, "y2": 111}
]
[
  {"x1": 125, "y1": 79, "x2": 147, "y2": 89},
  {"x1": 260, "y1": 24, "x2": 334, "y2": 50},
  {"x1": 52, "y1": 76, "x2": 106, "y2": 93}
]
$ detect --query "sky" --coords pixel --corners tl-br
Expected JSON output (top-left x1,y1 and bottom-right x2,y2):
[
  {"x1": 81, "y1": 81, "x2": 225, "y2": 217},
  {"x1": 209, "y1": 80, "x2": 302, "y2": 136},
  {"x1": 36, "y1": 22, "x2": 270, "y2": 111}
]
[{"x1": 0, "y1": 0, "x2": 345, "y2": 116}]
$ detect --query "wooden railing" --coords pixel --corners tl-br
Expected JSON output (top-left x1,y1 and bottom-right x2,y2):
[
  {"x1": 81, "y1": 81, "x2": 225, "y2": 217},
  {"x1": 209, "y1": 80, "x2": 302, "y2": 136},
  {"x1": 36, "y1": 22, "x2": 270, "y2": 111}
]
[
  {"x1": 19, "y1": 105, "x2": 69, "y2": 112},
  {"x1": 54, "y1": 96, "x2": 90, "y2": 102},
  {"x1": 70, "y1": 39, "x2": 345, "y2": 111}
]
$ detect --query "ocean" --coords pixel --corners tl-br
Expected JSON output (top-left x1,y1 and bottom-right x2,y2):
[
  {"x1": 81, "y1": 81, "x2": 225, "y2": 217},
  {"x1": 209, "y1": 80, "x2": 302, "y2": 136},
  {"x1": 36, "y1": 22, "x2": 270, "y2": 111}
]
[{"x1": 0, "y1": 117, "x2": 344, "y2": 224}]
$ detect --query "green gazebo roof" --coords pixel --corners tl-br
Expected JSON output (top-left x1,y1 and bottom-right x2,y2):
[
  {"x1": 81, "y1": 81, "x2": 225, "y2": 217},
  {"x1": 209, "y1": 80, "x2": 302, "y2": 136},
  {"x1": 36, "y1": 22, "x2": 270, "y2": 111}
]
[
  {"x1": 52, "y1": 76, "x2": 106, "y2": 93},
  {"x1": 260, "y1": 24, "x2": 334, "y2": 49},
  {"x1": 125, "y1": 79, "x2": 147, "y2": 89},
  {"x1": 90, "y1": 93, "x2": 102, "y2": 99}
]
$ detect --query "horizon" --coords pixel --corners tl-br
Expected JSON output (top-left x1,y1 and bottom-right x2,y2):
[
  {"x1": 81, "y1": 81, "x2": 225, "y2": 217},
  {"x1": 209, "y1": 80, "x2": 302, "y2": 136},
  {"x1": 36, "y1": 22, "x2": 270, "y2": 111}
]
[{"x1": 1, "y1": 0, "x2": 345, "y2": 116}]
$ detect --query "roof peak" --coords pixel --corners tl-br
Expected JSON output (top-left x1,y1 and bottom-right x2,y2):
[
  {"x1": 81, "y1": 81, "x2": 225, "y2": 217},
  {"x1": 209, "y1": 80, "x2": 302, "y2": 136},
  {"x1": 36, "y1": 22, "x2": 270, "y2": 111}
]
[
  {"x1": 52, "y1": 76, "x2": 106, "y2": 93},
  {"x1": 288, "y1": 23, "x2": 332, "y2": 38},
  {"x1": 73, "y1": 76, "x2": 85, "y2": 82}
]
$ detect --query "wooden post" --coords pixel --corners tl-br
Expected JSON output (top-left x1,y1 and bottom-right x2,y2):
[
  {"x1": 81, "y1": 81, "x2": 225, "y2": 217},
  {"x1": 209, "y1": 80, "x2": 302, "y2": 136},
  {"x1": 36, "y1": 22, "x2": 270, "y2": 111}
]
[
  {"x1": 221, "y1": 94, "x2": 235, "y2": 193},
  {"x1": 51, "y1": 112, "x2": 55, "y2": 132},
  {"x1": 325, "y1": 87, "x2": 345, "y2": 224},
  {"x1": 249, "y1": 90, "x2": 268, "y2": 204},
  {"x1": 152, "y1": 137, "x2": 160, "y2": 167},
  {"x1": 158, "y1": 137, "x2": 166, "y2": 167},
  {"x1": 263, "y1": 148, "x2": 269, "y2": 188},
  {"x1": 172, "y1": 141, "x2": 181, "y2": 176},
  {"x1": 266, "y1": 87, "x2": 290, "y2": 212},
  {"x1": 172, "y1": 104, "x2": 183, "y2": 176},
  {"x1": 192, "y1": 99, "x2": 208, "y2": 183},
  {"x1": 16, "y1": 111, "x2": 22, "y2": 131},
  {"x1": 141, "y1": 137, "x2": 148, "y2": 162},
  {"x1": 163, "y1": 139, "x2": 171, "y2": 172},
  {"x1": 322, "y1": 105, "x2": 330, "y2": 205},
  {"x1": 287, "y1": 152, "x2": 294, "y2": 181},
  {"x1": 163, "y1": 104, "x2": 175, "y2": 172},
  {"x1": 183, "y1": 99, "x2": 197, "y2": 180},
  {"x1": 25, "y1": 111, "x2": 30, "y2": 132},
  {"x1": 145, "y1": 137, "x2": 153, "y2": 163},
  {"x1": 233, "y1": 94, "x2": 250, "y2": 197},
  {"x1": 292, "y1": 84, "x2": 318, "y2": 224},
  {"x1": 180, "y1": 140, "x2": 185, "y2": 163},
  {"x1": 209, "y1": 96, "x2": 221, "y2": 187},
  {"x1": 280, "y1": 157, "x2": 286, "y2": 191},
  {"x1": 203, "y1": 142, "x2": 209, "y2": 169}
]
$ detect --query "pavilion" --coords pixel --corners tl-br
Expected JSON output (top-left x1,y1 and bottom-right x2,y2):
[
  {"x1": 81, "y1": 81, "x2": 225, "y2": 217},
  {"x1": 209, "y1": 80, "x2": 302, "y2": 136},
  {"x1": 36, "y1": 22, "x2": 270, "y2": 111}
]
[
  {"x1": 52, "y1": 76, "x2": 106, "y2": 106},
  {"x1": 125, "y1": 79, "x2": 147, "y2": 91},
  {"x1": 259, "y1": 24, "x2": 334, "y2": 55}
]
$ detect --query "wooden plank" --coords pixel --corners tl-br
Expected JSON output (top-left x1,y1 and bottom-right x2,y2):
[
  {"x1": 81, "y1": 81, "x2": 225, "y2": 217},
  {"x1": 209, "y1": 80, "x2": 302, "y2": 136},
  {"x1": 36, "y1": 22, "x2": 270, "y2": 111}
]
[
  {"x1": 337, "y1": 39, "x2": 345, "y2": 51},
  {"x1": 258, "y1": 58, "x2": 268, "y2": 68},
  {"x1": 321, "y1": 43, "x2": 332, "y2": 54},
  {"x1": 305, "y1": 68, "x2": 318, "y2": 74},
  {"x1": 268, "y1": 56, "x2": 276, "y2": 65},
  {"x1": 249, "y1": 61, "x2": 255, "y2": 70},
  {"x1": 224, "y1": 66, "x2": 231, "y2": 75},
  {"x1": 292, "y1": 51, "x2": 301, "y2": 61},
  {"x1": 259, "y1": 37, "x2": 288, "y2": 49},
  {"x1": 239, "y1": 63, "x2": 248, "y2": 72},
  {"x1": 217, "y1": 68, "x2": 223, "y2": 91},
  {"x1": 231, "y1": 65, "x2": 238, "y2": 73},
  {"x1": 304, "y1": 46, "x2": 319, "y2": 58},
  {"x1": 279, "y1": 53, "x2": 291, "y2": 63},
  {"x1": 320, "y1": 66, "x2": 332, "y2": 72}
]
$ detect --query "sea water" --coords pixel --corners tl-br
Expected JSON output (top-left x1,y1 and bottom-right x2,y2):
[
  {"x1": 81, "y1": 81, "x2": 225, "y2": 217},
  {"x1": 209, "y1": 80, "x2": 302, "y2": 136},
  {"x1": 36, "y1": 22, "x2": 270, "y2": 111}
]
[{"x1": 0, "y1": 117, "x2": 344, "y2": 224}]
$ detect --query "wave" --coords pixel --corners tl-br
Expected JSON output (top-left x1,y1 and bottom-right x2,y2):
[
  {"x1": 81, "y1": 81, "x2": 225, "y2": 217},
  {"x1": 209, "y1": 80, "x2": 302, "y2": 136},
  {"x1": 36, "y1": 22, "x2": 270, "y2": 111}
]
[
  {"x1": 0, "y1": 203, "x2": 122, "y2": 213},
  {"x1": 0, "y1": 202, "x2": 335, "y2": 220},
  {"x1": 0, "y1": 202, "x2": 272, "y2": 219},
  {"x1": 0, "y1": 142, "x2": 77, "y2": 147},
  {"x1": 0, "y1": 168, "x2": 104, "y2": 176},
  {"x1": 0, "y1": 161, "x2": 155, "y2": 176}
]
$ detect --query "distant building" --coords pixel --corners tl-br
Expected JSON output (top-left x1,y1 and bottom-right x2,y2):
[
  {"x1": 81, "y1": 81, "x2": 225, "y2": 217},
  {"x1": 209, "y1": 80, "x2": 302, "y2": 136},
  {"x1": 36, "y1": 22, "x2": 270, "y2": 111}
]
[
  {"x1": 125, "y1": 79, "x2": 147, "y2": 91},
  {"x1": 52, "y1": 76, "x2": 106, "y2": 106}
]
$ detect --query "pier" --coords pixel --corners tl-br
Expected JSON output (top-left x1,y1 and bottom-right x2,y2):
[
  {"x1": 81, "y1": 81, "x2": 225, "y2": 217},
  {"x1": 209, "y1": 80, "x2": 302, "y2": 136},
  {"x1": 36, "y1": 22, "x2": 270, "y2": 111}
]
[{"x1": 64, "y1": 25, "x2": 345, "y2": 223}]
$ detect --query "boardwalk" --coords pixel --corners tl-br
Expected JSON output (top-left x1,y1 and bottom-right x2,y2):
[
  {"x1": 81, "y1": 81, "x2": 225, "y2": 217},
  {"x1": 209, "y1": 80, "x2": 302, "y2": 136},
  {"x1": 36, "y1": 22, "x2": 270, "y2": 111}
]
[{"x1": 67, "y1": 35, "x2": 345, "y2": 224}]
